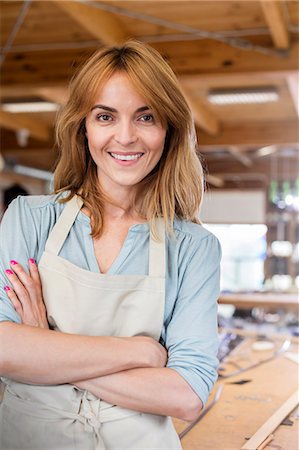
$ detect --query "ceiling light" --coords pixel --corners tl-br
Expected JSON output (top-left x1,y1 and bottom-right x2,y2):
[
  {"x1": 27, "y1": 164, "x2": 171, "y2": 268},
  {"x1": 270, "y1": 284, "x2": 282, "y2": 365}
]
[
  {"x1": 1, "y1": 101, "x2": 59, "y2": 113},
  {"x1": 14, "y1": 164, "x2": 53, "y2": 181},
  {"x1": 208, "y1": 87, "x2": 279, "y2": 105},
  {"x1": 254, "y1": 145, "x2": 277, "y2": 157}
]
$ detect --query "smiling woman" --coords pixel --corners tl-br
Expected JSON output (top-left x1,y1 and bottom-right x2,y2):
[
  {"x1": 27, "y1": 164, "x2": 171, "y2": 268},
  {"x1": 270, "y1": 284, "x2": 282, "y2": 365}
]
[
  {"x1": 0, "y1": 40, "x2": 221, "y2": 450},
  {"x1": 85, "y1": 72, "x2": 167, "y2": 196}
]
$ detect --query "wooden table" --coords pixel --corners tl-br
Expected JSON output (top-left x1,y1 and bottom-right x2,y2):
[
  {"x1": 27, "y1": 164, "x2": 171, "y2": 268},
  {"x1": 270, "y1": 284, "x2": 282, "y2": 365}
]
[
  {"x1": 173, "y1": 330, "x2": 299, "y2": 450},
  {"x1": 219, "y1": 292, "x2": 299, "y2": 311}
]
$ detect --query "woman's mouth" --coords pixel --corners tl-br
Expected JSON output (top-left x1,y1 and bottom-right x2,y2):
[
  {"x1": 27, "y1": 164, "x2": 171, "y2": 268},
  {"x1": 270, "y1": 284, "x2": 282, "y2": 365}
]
[{"x1": 109, "y1": 152, "x2": 143, "y2": 161}]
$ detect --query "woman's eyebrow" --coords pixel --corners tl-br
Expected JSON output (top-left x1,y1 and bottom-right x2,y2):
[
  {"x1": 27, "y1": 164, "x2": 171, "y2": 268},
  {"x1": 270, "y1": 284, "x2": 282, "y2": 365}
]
[
  {"x1": 91, "y1": 105, "x2": 151, "y2": 113},
  {"x1": 136, "y1": 106, "x2": 151, "y2": 113},
  {"x1": 91, "y1": 104, "x2": 117, "y2": 112}
]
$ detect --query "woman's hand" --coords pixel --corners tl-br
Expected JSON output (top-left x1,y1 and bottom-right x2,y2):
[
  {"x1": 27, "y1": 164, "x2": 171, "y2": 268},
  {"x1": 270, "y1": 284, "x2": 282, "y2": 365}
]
[
  {"x1": 4, "y1": 259, "x2": 49, "y2": 329},
  {"x1": 132, "y1": 336, "x2": 168, "y2": 368}
]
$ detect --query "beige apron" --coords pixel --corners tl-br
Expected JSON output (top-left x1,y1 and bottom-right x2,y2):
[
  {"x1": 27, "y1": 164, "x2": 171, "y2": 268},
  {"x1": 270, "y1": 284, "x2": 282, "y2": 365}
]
[{"x1": 0, "y1": 195, "x2": 182, "y2": 450}]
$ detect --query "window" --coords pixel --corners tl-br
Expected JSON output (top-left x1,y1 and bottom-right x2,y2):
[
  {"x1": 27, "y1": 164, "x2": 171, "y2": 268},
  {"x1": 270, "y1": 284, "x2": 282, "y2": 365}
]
[{"x1": 205, "y1": 224, "x2": 267, "y2": 292}]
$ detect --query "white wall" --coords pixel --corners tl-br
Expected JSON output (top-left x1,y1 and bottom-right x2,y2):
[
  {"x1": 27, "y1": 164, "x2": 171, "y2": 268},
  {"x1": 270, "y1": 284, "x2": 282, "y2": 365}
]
[{"x1": 200, "y1": 190, "x2": 266, "y2": 224}]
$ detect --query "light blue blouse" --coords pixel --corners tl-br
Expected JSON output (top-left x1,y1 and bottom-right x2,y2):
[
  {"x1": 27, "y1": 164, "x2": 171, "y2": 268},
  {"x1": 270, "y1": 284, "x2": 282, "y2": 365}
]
[{"x1": 0, "y1": 194, "x2": 221, "y2": 405}]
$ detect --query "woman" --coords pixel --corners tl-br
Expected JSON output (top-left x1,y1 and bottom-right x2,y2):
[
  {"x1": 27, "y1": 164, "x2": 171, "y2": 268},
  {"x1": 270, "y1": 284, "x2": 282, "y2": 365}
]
[{"x1": 0, "y1": 40, "x2": 221, "y2": 449}]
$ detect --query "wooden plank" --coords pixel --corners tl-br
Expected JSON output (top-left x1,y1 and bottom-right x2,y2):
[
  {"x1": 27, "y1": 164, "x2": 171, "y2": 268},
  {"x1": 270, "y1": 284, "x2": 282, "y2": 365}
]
[
  {"x1": 152, "y1": 40, "x2": 299, "y2": 75},
  {"x1": 1, "y1": 0, "x2": 94, "y2": 46},
  {"x1": 53, "y1": 0, "x2": 128, "y2": 45},
  {"x1": 108, "y1": 0, "x2": 266, "y2": 34},
  {"x1": 257, "y1": 434, "x2": 274, "y2": 450},
  {"x1": 260, "y1": 0, "x2": 290, "y2": 49},
  {"x1": 197, "y1": 119, "x2": 299, "y2": 147},
  {"x1": 0, "y1": 111, "x2": 50, "y2": 142},
  {"x1": 1, "y1": 40, "x2": 299, "y2": 86},
  {"x1": 241, "y1": 390, "x2": 299, "y2": 449}
]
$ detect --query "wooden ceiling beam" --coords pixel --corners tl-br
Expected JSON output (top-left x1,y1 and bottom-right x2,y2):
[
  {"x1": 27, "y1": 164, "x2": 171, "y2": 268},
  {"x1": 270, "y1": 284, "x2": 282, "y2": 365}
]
[
  {"x1": 197, "y1": 119, "x2": 299, "y2": 147},
  {"x1": 0, "y1": 111, "x2": 50, "y2": 142},
  {"x1": 206, "y1": 174, "x2": 224, "y2": 188},
  {"x1": 286, "y1": 73, "x2": 299, "y2": 117},
  {"x1": 190, "y1": 101, "x2": 220, "y2": 135},
  {"x1": 52, "y1": 0, "x2": 128, "y2": 45},
  {"x1": 180, "y1": 70, "x2": 298, "y2": 90},
  {"x1": 205, "y1": 158, "x2": 299, "y2": 181},
  {"x1": 0, "y1": 171, "x2": 46, "y2": 193},
  {"x1": 260, "y1": 0, "x2": 289, "y2": 49},
  {"x1": 1, "y1": 71, "x2": 296, "y2": 99},
  {"x1": 181, "y1": 86, "x2": 220, "y2": 135},
  {"x1": 227, "y1": 146, "x2": 252, "y2": 167},
  {"x1": 35, "y1": 87, "x2": 68, "y2": 105}
]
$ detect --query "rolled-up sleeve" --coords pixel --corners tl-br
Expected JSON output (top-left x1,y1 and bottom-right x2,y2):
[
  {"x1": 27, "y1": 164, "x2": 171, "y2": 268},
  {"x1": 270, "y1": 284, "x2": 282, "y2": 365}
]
[
  {"x1": 166, "y1": 233, "x2": 221, "y2": 405},
  {"x1": 0, "y1": 197, "x2": 38, "y2": 323}
]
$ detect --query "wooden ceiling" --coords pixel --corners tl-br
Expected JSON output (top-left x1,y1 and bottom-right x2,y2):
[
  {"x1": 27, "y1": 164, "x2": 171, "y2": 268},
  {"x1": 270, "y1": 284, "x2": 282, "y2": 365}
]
[{"x1": 0, "y1": 0, "x2": 298, "y2": 193}]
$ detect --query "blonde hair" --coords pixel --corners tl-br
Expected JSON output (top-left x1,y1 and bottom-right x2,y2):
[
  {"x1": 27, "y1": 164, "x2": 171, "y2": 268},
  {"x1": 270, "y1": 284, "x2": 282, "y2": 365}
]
[{"x1": 54, "y1": 40, "x2": 204, "y2": 237}]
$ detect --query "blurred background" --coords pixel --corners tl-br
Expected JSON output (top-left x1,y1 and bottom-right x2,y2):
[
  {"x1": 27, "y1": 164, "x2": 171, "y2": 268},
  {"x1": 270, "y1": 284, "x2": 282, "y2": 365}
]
[{"x1": 0, "y1": 0, "x2": 298, "y2": 333}]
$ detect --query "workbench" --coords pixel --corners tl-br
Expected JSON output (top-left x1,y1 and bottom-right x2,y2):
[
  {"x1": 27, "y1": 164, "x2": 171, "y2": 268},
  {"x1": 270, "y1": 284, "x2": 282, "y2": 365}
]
[
  {"x1": 174, "y1": 329, "x2": 299, "y2": 450},
  {"x1": 218, "y1": 293, "x2": 299, "y2": 311}
]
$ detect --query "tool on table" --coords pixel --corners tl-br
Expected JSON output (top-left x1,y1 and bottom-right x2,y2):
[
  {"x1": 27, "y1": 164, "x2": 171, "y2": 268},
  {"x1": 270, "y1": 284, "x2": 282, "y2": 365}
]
[
  {"x1": 241, "y1": 389, "x2": 299, "y2": 449},
  {"x1": 179, "y1": 384, "x2": 223, "y2": 440},
  {"x1": 256, "y1": 433, "x2": 274, "y2": 450},
  {"x1": 227, "y1": 379, "x2": 252, "y2": 385},
  {"x1": 217, "y1": 331, "x2": 245, "y2": 362},
  {"x1": 219, "y1": 338, "x2": 291, "y2": 379}
]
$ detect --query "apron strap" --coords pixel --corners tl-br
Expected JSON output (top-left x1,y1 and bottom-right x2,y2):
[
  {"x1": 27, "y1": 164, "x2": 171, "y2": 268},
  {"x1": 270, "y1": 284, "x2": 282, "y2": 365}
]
[
  {"x1": 45, "y1": 196, "x2": 166, "y2": 277},
  {"x1": 45, "y1": 195, "x2": 83, "y2": 255},
  {"x1": 149, "y1": 218, "x2": 166, "y2": 278}
]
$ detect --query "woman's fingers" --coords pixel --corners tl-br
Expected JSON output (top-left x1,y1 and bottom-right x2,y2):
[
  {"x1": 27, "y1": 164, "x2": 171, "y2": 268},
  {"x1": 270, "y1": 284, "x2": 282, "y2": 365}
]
[
  {"x1": 4, "y1": 259, "x2": 49, "y2": 329},
  {"x1": 9, "y1": 260, "x2": 36, "y2": 294},
  {"x1": 28, "y1": 258, "x2": 43, "y2": 296},
  {"x1": 5, "y1": 264, "x2": 30, "y2": 302},
  {"x1": 7, "y1": 260, "x2": 41, "y2": 303},
  {"x1": 4, "y1": 286, "x2": 23, "y2": 316}
]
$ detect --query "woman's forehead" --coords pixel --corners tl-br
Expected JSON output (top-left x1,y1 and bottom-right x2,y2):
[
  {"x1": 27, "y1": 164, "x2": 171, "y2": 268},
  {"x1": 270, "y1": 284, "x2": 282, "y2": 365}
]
[{"x1": 89, "y1": 72, "x2": 159, "y2": 113}]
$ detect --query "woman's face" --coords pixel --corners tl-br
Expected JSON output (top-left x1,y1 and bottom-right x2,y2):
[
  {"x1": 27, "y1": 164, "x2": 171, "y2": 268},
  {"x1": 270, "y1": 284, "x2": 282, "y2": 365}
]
[{"x1": 85, "y1": 72, "x2": 167, "y2": 197}]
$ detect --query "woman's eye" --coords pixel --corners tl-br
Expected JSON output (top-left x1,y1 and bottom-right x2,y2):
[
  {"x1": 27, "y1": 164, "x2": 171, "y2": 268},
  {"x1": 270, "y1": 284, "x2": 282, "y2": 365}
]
[
  {"x1": 96, "y1": 114, "x2": 112, "y2": 122},
  {"x1": 139, "y1": 114, "x2": 154, "y2": 123}
]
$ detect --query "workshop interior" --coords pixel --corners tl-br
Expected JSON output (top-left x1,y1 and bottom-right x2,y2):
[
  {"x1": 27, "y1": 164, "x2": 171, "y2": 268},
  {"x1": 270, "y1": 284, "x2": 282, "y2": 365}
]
[{"x1": 0, "y1": 1, "x2": 298, "y2": 449}]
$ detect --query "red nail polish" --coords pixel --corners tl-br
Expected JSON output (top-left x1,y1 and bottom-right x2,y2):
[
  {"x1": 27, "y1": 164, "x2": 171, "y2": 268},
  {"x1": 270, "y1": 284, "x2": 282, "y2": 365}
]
[
  {"x1": 10, "y1": 260, "x2": 18, "y2": 265},
  {"x1": 29, "y1": 258, "x2": 36, "y2": 264},
  {"x1": 5, "y1": 270, "x2": 13, "y2": 275},
  {"x1": 4, "y1": 286, "x2": 11, "y2": 291}
]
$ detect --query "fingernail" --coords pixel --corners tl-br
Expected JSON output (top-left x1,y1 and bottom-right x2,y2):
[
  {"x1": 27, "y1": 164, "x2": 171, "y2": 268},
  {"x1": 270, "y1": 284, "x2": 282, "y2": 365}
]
[
  {"x1": 29, "y1": 258, "x2": 36, "y2": 265},
  {"x1": 5, "y1": 269, "x2": 14, "y2": 275},
  {"x1": 10, "y1": 260, "x2": 18, "y2": 265},
  {"x1": 4, "y1": 286, "x2": 11, "y2": 291}
]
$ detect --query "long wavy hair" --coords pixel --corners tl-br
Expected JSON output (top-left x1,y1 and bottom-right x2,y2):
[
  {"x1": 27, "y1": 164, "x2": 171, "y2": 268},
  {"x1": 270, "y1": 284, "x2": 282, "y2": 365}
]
[{"x1": 54, "y1": 40, "x2": 204, "y2": 238}]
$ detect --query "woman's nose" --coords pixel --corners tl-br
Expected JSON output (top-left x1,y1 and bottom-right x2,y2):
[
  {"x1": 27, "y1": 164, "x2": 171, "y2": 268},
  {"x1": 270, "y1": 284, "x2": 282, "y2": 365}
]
[{"x1": 114, "y1": 120, "x2": 137, "y2": 146}]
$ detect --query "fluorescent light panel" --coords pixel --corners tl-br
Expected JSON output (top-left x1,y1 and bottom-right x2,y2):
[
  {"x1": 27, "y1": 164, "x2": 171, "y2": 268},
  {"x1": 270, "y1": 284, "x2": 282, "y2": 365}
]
[
  {"x1": 208, "y1": 87, "x2": 279, "y2": 105},
  {"x1": 14, "y1": 164, "x2": 53, "y2": 181},
  {"x1": 1, "y1": 102, "x2": 59, "y2": 113}
]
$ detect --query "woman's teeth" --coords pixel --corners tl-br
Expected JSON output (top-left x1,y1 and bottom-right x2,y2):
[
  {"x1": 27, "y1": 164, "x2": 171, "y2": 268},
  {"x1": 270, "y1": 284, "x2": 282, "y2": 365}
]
[{"x1": 110, "y1": 153, "x2": 143, "y2": 161}]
